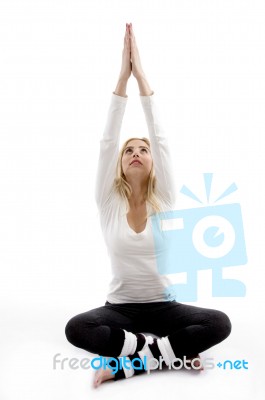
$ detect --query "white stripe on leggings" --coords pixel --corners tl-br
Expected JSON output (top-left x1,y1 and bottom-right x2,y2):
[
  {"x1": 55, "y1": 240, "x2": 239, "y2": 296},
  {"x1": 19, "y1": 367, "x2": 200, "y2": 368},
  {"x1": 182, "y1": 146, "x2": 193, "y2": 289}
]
[
  {"x1": 118, "y1": 330, "x2": 137, "y2": 357},
  {"x1": 157, "y1": 336, "x2": 176, "y2": 366},
  {"x1": 122, "y1": 357, "x2": 135, "y2": 378}
]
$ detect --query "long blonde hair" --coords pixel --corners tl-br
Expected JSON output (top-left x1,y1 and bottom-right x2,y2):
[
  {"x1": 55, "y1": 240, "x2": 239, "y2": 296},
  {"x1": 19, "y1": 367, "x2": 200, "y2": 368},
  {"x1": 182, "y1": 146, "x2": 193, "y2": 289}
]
[{"x1": 113, "y1": 137, "x2": 163, "y2": 215}]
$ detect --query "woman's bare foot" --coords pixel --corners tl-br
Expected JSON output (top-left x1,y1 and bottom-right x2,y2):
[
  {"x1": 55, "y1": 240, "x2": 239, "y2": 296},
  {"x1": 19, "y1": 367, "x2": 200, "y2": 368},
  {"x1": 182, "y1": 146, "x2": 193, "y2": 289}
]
[
  {"x1": 91, "y1": 353, "x2": 203, "y2": 388},
  {"x1": 92, "y1": 362, "x2": 115, "y2": 388},
  {"x1": 186, "y1": 354, "x2": 204, "y2": 371}
]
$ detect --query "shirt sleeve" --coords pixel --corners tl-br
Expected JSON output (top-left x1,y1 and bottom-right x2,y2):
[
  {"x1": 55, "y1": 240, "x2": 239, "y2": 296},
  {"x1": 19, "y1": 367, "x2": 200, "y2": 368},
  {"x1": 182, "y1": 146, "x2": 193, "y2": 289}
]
[
  {"x1": 140, "y1": 93, "x2": 177, "y2": 209},
  {"x1": 94, "y1": 92, "x2": 128, "y2": 211}
]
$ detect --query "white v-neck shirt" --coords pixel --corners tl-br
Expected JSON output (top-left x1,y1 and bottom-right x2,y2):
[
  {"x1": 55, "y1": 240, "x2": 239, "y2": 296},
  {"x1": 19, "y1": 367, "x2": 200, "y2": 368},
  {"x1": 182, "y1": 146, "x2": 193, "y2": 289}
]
[{"x1": 94, "y1": 92, "x2": 177, "y2": 303}]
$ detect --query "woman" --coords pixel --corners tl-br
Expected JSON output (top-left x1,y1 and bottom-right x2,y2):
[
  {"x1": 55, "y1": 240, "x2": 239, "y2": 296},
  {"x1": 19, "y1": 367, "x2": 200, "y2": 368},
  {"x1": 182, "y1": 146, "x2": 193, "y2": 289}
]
[{"x1": 65, "y1": 23, "x2": 232, "y2": 388}]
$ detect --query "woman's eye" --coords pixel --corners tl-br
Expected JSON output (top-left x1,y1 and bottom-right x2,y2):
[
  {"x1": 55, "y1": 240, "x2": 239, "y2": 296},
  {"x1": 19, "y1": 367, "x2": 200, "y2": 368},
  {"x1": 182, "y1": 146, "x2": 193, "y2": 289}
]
[{"x1": 125, "y1": 148, "x2": 148, "y2": 154}]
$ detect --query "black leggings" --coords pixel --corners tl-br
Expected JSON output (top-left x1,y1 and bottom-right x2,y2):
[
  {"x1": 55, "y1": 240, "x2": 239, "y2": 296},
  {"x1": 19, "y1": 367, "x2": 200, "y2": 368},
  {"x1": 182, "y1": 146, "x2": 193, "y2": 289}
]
[{"x1": 65, "y1": 300, "x2": 232, "y2": 360}]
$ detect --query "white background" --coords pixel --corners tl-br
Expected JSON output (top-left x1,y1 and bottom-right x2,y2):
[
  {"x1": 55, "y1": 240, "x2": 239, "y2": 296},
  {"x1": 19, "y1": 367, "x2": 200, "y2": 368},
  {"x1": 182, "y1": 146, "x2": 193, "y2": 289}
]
[{"x1": 0, "y1": 0, "x2": 265, "y2": 399}]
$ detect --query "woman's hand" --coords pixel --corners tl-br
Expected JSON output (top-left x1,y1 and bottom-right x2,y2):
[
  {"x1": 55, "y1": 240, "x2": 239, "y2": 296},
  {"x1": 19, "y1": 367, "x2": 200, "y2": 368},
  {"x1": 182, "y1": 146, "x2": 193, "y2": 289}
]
[
  {"x1": 129, "y1": 23, "x2": 146, "y2": 80},
  {"x1": 118, "y1": 23, "x2": 132, "y2": 82},
  {"x1": 114, "y1": 23, "x2": 152, "y2": 97}
]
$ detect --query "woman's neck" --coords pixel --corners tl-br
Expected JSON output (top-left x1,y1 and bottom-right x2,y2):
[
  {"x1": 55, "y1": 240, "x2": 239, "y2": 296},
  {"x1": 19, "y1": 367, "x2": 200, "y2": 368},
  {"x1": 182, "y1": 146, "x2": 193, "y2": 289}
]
[{"x1": 127, "y1": 181, "x2": 147, "y2": 209}]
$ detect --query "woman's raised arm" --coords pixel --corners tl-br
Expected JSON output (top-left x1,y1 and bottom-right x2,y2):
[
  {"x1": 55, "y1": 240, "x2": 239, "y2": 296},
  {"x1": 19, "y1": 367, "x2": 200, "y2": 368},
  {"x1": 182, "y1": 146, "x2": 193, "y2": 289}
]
[
  {"x1": 95, "y1": 24, "x2": 131, "y2": 210},
  {"x1": 114, "y1": 23, "x2": 132, "y2": 97},
  {"x1": 129, "y1": 23, "x2": 176, "y2": 208}
]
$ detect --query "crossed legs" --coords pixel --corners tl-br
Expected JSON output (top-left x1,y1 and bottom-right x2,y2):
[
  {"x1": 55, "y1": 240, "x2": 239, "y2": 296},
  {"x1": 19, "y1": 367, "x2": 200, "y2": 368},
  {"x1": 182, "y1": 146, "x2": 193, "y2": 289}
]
[{"x1": 65, "y1": 301, "x2": 232, "y2": 386}]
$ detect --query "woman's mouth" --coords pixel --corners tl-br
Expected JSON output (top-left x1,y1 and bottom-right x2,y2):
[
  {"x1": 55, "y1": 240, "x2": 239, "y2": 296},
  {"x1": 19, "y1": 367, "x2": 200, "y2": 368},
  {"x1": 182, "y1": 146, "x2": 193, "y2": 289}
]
[{"x1": 130, "y1": 160, "x2": 142, "y2": 165}]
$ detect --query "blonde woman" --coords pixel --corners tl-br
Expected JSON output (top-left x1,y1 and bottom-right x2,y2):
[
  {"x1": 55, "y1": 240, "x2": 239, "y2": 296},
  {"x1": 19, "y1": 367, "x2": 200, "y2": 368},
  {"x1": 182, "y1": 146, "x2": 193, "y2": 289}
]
[{"x1": 65, "y1": 23, "x2": 232, "y2": 388}]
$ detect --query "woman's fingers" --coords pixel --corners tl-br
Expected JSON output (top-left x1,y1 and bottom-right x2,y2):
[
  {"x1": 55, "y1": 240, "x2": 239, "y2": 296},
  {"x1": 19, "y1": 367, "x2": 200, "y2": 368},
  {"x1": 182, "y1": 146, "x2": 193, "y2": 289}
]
[
  {"x1": 124, "y1": 23, "x2": 130, "y2": 50},
  {"x1": 128, "y1": 23, "x2": 134, "y2": 41},
  {"x1": 128, "y1": 23, "x2": 144, "y2": 78},
  {"x1": 129, "y1": 24, "x2": 138, "y2": 53},
  {"x1": 129, "y1": 23, "x2": 136, "y2": 41},
  {"x1": 119, "y1": 23, "x2": 132, "y2": 81},
  {"x1": 124, "y1": 24, "x2": 128, "y2": 44}
]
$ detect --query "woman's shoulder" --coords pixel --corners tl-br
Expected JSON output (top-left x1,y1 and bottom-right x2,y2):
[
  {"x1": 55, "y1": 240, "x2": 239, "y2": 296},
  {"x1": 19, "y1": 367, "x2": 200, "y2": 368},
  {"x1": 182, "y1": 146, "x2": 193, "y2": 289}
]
[{"x1": 98, "y1": 190, "x2": 127, "y2": 218}]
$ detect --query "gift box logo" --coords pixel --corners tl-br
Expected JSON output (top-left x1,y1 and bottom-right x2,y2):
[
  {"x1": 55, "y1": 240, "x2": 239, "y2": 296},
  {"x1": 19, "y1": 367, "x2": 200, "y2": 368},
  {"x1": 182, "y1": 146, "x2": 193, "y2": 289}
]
[{"x1": 151, "y1": 173, "x2": 248, "y2": 302}]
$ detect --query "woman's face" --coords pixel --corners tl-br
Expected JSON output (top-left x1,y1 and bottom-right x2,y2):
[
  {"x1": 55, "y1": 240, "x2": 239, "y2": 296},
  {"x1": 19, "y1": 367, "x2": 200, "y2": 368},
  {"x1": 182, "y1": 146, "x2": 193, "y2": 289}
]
[{"x1": 121, "y1": 139, "x2": 153, "y2": 181}]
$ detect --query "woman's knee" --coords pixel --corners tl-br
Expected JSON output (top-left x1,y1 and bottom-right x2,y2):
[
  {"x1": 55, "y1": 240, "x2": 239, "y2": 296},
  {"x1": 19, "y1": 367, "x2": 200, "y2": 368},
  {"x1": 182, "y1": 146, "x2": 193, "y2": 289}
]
[
  {"x1": 212, "y1": 309, "x2": 232, "y2": 342},
  {"x1": 65, "y1": 313, "x2": 105, "y2": 354},
  {"x1": 65, "y1": 315, "x2": 82, "y2": 346},
  {"x1": 65, "y1": 314, "x2": 97, "y2": 347}
]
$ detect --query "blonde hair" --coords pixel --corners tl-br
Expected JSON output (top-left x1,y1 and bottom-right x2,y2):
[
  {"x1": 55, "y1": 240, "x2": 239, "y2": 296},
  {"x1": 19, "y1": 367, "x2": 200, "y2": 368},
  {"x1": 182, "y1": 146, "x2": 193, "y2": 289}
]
[{"x1": 113, "y1": 137, "x2": 163, "y2": 216}]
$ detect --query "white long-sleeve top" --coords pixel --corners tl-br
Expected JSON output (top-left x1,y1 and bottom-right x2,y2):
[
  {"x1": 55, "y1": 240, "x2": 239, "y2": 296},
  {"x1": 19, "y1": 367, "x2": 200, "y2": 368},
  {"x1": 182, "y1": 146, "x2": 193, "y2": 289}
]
[{"x1": 95, "y1": 92, "x2": 177, "y2": 303}]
